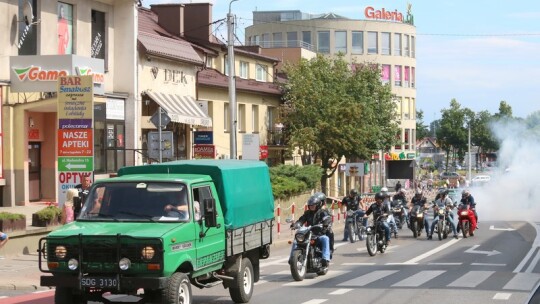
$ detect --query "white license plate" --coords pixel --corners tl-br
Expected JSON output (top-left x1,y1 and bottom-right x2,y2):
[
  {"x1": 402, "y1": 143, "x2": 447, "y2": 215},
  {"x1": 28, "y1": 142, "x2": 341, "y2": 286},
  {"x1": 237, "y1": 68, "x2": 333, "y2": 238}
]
[{"x1": 81, "y1": 277, "x2": 118, "y2": 288}]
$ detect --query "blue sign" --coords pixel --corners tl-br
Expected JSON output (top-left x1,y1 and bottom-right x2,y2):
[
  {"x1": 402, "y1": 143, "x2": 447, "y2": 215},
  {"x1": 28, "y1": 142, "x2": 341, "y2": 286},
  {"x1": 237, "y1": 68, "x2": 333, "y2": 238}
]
[{"x1": 194, "y1": 131, "x2": 213, "y2": 144}]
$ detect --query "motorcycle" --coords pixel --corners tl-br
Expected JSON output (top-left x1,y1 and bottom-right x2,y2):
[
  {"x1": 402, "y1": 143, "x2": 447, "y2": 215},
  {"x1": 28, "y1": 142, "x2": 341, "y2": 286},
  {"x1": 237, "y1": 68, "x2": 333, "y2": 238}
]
[
  {"x1": 345, "y1": 210, "x2": 366, "y2": 243},
  {"x1": 391, "y1": 199, "x2": 406, "y2": 230},
  {"x1": 366, "y1": 215, "x2": 388, "y2": 256},
  {"x1": 409, "y1": 204, "x2": 426, "y2": 238},
  {"x1": 432, "y1": 205, "x2": 453, "y2": 240},
  {"x1": 288, "y1": 217, "x2": 332, "y2": 281},
  {"x1": 458, "y1": 204, "x2": 475, "y2": 238}
]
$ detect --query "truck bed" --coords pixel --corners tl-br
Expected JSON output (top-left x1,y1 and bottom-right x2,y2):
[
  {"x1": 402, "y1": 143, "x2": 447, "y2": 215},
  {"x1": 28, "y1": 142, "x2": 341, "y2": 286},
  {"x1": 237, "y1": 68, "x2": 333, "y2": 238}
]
[{"x1": 226, "y1": 219, "x2": 273, "y2": 256}]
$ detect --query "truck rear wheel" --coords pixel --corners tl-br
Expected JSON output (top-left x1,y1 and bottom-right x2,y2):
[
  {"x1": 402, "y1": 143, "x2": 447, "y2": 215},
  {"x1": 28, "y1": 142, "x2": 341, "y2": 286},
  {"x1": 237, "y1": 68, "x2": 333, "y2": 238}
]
[
  {"x1": 229, "y1": 257, "x2": 254, "y2": 303},
  {"x1": 164, "y1": 272, "x2": 192, "y2": 304}
]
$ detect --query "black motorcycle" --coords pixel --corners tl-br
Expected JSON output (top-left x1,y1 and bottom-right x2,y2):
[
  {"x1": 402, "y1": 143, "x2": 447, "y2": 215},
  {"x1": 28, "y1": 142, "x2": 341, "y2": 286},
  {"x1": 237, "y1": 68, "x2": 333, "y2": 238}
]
[
  {"x1": 345, "y1": 210, "x2": 366, "y2": 243},
  {"x1": 409, "y1": 204, "x2": 426, "y2": 238},
  {"x1": 366, "y1": 215, "x2": 388, "y2": 256},
  {"x1": 391, "y1": 199, "x2": 406, "y2": 229},
  {"x1": 289, "y1": 217, "x2": 332, "y2": 281},
  {"x1": 432, "y1": 204, "x2": 453, "y2": 240}
]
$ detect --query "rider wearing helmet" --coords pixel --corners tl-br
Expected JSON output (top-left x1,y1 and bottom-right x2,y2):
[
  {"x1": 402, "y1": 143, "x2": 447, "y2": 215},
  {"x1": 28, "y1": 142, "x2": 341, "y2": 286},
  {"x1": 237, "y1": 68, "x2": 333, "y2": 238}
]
[
  {"x1": 290, "y1": 194, "x2": 332, "y2": 267},
  {"x1": 408, "y1": 188, "x2": 431, "y2": 238},
  {"x1": 381, "y1": 187, "x2": 399, "y2": 238},
  {"x1": 428, "y1": 189, "x2": 458, "y2": 240},
  {"x1": 341, "y1": 189, "x2": 366, "y2": 241},
  {"x1": 364, "y1": 192, "x2": 391, "y2": 245},
  {"x1": 459, "y1": 189, "x2": 478, "y2": 234},
  {"x1": 314, "y1": 191, "x2": 335, "y2": 252}
]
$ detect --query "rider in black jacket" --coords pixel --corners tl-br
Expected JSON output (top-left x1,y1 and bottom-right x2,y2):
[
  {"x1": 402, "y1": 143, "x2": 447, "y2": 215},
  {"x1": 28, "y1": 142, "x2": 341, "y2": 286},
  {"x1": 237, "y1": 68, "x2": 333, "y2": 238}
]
[
  {"x1": 364, "y1": 192, "x2": 391, "y2": 245},
  {"x1": 341, "y1": 189, "x2": 366, "y2": 241},
  {"x1": 409, "y1": 189, "x2": 431, "y2": 239}
]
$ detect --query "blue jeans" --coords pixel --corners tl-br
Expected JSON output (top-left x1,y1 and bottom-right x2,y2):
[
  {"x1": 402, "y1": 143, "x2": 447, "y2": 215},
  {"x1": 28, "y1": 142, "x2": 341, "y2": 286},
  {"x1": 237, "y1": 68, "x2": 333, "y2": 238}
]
[
  {"x1": 387, "y1": 214, "x2": 398, "y2": 233},
  {"x1": 380, "y1": 221, "x2": 391, "y2": 241},
  {"x1": 430, "y1": 215, "x2": 457, "y2": 236},
  {"x1": 290, "y1": 235, "x2": 331, "y2": 261},
  {"x1": 343, "y1": 210, "x2": 366, "y2": 239}
]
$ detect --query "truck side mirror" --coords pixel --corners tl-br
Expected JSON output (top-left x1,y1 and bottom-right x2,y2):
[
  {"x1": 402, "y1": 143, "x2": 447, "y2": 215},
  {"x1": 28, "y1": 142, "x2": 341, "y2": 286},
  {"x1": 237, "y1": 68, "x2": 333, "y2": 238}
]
[{"x1": 203, "y1": 198, "x2": 218, "y2": 228}]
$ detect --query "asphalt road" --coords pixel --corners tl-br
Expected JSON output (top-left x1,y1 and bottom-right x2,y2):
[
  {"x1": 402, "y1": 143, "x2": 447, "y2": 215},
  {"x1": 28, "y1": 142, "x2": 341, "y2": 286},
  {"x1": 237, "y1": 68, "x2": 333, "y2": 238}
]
[{"x1": 3, "y1": 220, "x2": 539, "y2": 304}]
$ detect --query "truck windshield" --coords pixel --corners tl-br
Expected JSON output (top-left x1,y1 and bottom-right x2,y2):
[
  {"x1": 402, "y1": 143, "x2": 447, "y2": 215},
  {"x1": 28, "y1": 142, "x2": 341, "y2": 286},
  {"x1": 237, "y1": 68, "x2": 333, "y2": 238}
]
[{"x1": 78, "y1": 182, "x2": 190, "y2": 222}]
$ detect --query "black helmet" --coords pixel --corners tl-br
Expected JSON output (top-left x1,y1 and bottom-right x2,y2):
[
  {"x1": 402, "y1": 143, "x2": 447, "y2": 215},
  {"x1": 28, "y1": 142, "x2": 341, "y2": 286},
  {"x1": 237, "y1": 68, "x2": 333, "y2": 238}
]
[
  {"x1": 375, "y1": 192, "x2": 385, "y2": 201},
  {"x1": 349, "y1": 189, "x2": 358, "y2": 196},
  {"x1": 307, "y1": 195, "x2": 322, "y2": 209},
  {"x1": 438, "y1": 189, "x2": 447, "y2": 196}
]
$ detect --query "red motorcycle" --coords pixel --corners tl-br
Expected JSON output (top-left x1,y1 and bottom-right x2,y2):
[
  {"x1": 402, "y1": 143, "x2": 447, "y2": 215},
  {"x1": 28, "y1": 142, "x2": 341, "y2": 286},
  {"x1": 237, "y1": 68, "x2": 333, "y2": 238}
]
[{"x1": 457, "y1": 204, "x2": 476, "y2": 238}]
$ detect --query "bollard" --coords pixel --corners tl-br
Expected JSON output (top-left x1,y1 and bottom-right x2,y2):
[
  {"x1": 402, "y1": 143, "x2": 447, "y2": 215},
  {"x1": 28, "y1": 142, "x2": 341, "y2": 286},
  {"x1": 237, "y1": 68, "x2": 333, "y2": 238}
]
[{"x1": 276, "y1": 203, "x2": 281, "y2": 236}]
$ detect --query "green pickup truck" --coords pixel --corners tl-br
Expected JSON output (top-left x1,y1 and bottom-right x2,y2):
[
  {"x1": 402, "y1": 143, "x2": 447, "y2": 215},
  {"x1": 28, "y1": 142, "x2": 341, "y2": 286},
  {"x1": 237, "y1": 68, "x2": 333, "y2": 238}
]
[{"x1": 39, "y1": 160, "x2": 275, "y2": 304}]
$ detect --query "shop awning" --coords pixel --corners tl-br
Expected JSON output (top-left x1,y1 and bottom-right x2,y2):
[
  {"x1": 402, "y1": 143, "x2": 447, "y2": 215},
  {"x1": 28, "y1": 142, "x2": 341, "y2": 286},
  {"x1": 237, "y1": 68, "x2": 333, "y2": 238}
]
[{"x1": 144, "y1": 91, "x2": 212, "y2": 127}]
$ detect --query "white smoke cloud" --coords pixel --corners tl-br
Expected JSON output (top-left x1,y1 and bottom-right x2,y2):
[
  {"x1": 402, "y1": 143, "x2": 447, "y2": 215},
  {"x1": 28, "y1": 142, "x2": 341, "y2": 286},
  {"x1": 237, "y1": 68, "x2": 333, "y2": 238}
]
[{"x1": 474, "y1": 114, "x2": 540, "y2": 221}]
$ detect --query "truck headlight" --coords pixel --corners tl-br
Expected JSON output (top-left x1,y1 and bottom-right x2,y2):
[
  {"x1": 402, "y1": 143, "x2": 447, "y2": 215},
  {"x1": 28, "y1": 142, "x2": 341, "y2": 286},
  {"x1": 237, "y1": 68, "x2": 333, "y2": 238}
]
[
  {"x1": 68, "y1": 259, "x2": 79, "y2": 270},
  {"x1": 55, "y1": 246, "x2": 67, "y2": 259},
  {"x1": 119, "y1": 258, "x2": 131, "y2": 271},
  {"x1": 141, "y1": 246, "x2": 155, "y2": 260}
]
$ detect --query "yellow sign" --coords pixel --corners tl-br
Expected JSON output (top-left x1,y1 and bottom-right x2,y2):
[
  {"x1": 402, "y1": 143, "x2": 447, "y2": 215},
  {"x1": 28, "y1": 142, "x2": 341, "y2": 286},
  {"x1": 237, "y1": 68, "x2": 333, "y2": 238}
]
[{"x1": 57, "y1": 75, "x2": 93, "y2": 120}]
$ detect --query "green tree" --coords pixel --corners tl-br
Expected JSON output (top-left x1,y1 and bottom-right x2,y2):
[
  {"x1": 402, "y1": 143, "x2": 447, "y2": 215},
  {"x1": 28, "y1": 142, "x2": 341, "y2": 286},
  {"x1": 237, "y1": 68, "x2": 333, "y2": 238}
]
[
  {"x1": 436, "y1": 99, "x2": 474, "y2": 169},
  {"x1": 470, "y1": 110, "x2": 499, "y2": 163},
  {"x1": 416, "y1": 110, "x2": 430, "y2": 139},
  {"x1": 281, "y1": 54, "x2": 399, "y2": 192}
]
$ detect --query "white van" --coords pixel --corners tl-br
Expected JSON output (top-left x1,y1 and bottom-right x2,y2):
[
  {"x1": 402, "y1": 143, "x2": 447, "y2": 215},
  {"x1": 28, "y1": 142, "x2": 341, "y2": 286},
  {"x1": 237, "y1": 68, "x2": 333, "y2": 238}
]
[{"x1": 471, "y1": 175, "x2": 491, "y2": 186}]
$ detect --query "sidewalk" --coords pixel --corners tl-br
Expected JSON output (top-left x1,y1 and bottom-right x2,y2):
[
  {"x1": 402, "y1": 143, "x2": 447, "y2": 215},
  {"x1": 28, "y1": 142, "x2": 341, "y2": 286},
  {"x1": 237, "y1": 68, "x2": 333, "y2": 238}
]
[{"x1": 0, "y1": 207, "x2": 345, "y2": 292}]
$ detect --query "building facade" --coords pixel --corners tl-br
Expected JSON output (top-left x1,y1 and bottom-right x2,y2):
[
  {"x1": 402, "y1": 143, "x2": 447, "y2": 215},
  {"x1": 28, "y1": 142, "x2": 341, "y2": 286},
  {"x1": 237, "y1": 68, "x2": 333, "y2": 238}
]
[
  {"x1": 245, "y1": 6, "x2": 417, "y2": 195},
  {"x1": 1, "y1": 0, "x2": 137, "y2": 206}
]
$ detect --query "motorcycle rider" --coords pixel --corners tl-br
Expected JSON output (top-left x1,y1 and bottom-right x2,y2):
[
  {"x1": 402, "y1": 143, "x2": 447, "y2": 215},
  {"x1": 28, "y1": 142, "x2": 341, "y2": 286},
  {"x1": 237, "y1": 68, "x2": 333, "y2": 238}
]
[
  {"x1": 290, "y1": 194, "x2": 332, "y2": 267},
  {"x1": 393, "y1": 188, "x2": 409, "y2": 227},
  {"x1": 428, "y1": 189, "x2": 459, "y2": 239},
  {"x1": 408, "y1": 188, "x2": 430, "y2": 239},
  {"x1": 459, "y1": 189, "x2": 478, "y2": 235},
  {"x1": 381, "y1": 187, "x2": 398, "y2": 238},
  {"x1": 341, "y1": 189, "x2": 366, "y2": 241},
  {"x1": 364, "y1": 192, "x2": 391, "y2": 245},
  {"x1": 314, "y1": 191, "x2": 335, "y2": 253}
]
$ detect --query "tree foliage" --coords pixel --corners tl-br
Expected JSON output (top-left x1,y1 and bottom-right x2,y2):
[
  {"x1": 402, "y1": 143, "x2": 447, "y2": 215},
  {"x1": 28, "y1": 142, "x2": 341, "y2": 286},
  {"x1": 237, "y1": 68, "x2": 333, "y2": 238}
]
[
  {"x1": 436, "y1": 99, "x2": 474, "y2": 167},
  {"x1": 416, "y1": 110, "x2": 430, "y2": 139},
  {"x1": 269, "y1": 164, "x2": 323, "y2": 200},
  {"x1": 281, "y1": 54, "x2": 399, "y2": 191}
]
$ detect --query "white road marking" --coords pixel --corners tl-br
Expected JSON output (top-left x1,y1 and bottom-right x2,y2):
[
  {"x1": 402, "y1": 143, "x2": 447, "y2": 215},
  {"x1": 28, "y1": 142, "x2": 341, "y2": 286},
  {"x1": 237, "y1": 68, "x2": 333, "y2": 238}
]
[
  {"x1": 338, "y1": 270, "x2": 398, "y2": 287},
  {"x1": 503, "y1": 273, "x2": 540, "y2": 291},
  {"x1": 526, "y1": 247, "x2": 540, "y2": 273},
  {"x1": 392, "y1": 270, "x2": 445, "y2": 287},
  {"x1": 342, "y1": 263, "x2": 376, "y2": 266},
  {"x1": 260, "y1": 257, "x2": 290, "y2": 268},
  {"x1": 513, "y1": 221, "x2": 540, "y2": 273},
  {"x1": 428, "y1": 263, "x2": 462, "y2": 266},
  {"x1": 447, "y1": 271, "x2": 495, "y2": 288},
  {"x1": 301, "y1": 300, "x2": 327, "y2": 304},
  {"x1": 400, "y1": 239, "x2": 460, "y2": 264},
  {"x1": 283, "y1": 270, "x2": 348, "y2": 286},
  {"x1": 471, "y1": 263, "x2": 506, "y2": 267},
  {"x1": 490, "y1": 225, "x2": 515, "y2": 231},
  {"x1": 493, "y1": 293, "x2": 512, "y2": 300},
  {"x1": 465, "y1": 245, "x2": 501, "y2": 256},
  {"x1": 329, "y1": 288, "x2": 353, "y2": 295}
]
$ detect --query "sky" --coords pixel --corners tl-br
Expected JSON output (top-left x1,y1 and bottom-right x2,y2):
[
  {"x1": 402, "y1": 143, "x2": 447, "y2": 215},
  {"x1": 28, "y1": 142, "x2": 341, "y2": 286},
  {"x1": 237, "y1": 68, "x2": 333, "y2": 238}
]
[{"x1": 144, "y1": 0, "x2": 540, "y2": 124}]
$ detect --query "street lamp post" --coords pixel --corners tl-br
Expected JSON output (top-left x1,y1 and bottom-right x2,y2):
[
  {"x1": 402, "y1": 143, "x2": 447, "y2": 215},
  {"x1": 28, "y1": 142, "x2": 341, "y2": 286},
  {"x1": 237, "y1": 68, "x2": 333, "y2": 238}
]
[
  {"x1": 227, "y1": 0, "x2": 238, "y2": 159},
  {"x1": 468, "y1": 125, "x2": 472, "y2": 185}
]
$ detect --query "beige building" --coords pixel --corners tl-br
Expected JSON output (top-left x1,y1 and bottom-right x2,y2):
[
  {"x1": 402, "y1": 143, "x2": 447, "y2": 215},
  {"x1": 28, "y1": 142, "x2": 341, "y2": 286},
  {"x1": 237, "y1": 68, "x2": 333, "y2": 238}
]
[
  {"x1": 245, "y1": 8, "x2": 417, "y2": 195},
  {"x1": 1, "y1": 0, "x2": 137, "y2": 206}
]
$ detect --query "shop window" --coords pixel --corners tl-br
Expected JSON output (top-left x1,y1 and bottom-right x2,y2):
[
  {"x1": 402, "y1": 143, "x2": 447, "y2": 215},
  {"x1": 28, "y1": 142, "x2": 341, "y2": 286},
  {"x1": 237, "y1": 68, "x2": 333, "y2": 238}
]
[
  {"x1": 18, "y1": 0, "x2": 38, "y2": 55},
  {"x1": 352, "y1": 31, "x2": 363, "y2": 54},
  {"x1": 58, "y1": 2, "x2": 74, "y2": 54}
]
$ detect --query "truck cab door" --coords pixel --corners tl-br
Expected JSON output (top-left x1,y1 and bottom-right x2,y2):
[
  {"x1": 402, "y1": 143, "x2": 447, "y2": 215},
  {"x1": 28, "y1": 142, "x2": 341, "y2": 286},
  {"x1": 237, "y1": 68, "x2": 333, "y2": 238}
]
[{"x1": 192, "y1": 185, "x2": 225, "y2": 269}]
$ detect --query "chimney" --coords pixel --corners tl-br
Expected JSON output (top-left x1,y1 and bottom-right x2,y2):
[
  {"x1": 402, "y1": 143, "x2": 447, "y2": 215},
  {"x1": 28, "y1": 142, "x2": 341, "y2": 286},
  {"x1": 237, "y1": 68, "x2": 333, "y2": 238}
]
[
  {"x1": 183, "y1": 3, "x2": 212, "y2": 42},
  {"x1": 150, "y1": 4, "x2": 184, "y2": 37}
]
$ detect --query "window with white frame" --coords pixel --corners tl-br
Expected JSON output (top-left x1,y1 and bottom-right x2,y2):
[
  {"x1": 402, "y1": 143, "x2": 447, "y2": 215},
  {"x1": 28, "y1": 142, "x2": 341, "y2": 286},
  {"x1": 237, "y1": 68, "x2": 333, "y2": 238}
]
[
  {"x1": 224, "y1": 103, "x2": 230, "y2": 131},
  {"x1": 238, "y1": 104, "x2": 246, "y2": 132},
  {"x1": 352, "y1": 31, "x2": 363, "y2": 54},
  {"x1": 404, "y1": 34, "x2": 410, "y2": 57},
  {"x1": 224, "y1": 56, "x2": 229, "y2": 76},
  {"x1": 411, "y1": 36, "x2": 416, "y2": 58},
  {"x1": 256, "y1": 64, "x2": 267, "y2": 82},
  {"x1": 317, "y1": 31, "x2": 330, "y2": 53},
  {"x1": 394, "y1": 33, "x2": 402, "y2": 56},
  {"x1": 367, "y1": 31, "x2": 378, "y2": 54},
  {"x1": 394, "y1": 65, "x2": 402, "y2": 87},
  {"x1": 381, "y1": 32, "x2": 391, "y2": 55},
  {"x1": 239, "y1": 61, "x2": 249, "y2": 79},
  {"x1": 206, "y1": 56, "x2": 213, "y2": 68},
  {"x1": 334, "y1": 31, "x2": 347, "y2": 54}
]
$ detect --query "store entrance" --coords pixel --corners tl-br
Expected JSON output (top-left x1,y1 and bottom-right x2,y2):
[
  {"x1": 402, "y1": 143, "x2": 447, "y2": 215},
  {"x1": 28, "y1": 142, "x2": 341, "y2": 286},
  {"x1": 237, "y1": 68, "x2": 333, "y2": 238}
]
[{"x1": 29, "y1": 142, "x2": 41, "y2": 201}]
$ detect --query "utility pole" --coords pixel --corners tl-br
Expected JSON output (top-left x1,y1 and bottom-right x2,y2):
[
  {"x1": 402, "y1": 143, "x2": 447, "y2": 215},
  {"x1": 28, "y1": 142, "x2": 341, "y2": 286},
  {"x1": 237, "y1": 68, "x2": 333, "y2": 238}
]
[
  {"x1": 227, "y1": 0, "x2": 238, "y2": 159},
  {"x1": 468, "y1": 125, "x2": 472, "y2": 183}
]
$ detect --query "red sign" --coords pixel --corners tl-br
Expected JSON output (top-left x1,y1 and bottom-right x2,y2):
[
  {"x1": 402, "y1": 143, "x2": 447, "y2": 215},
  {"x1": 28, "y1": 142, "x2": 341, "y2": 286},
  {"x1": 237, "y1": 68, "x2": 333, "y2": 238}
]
[
  {"x1": 259, "y1": 145, "x2": 268, "y2": 160},
  {"x1": 57, "y1": 129, "x2": 93, "y2": 156},
  {"x1": 364, "y1": 6, "x2": 403, "y2": 22},
  {"x1": 28, "y1": 128, "x2": 40, "y2": 140},
  {"x1": 194, "y1": 144, "x2": 215, "y2": 159}
]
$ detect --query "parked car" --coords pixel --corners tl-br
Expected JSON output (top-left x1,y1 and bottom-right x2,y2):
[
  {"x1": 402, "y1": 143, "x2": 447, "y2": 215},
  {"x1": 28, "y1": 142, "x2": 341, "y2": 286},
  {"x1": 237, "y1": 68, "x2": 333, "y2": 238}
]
[
  {"x1": 471, "y1": 175, "x2": 491, "y2": 186},
  {"x1": 440, "y1": 172, "x2": 460, "y2": 179}
]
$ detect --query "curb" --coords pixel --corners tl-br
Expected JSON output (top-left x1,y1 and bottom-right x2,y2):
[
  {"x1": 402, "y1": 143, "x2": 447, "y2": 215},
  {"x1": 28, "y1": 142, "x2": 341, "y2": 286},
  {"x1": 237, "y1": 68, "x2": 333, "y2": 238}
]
[{"x1": 0, "y1": 284, "x2": 52, "y2": 291}]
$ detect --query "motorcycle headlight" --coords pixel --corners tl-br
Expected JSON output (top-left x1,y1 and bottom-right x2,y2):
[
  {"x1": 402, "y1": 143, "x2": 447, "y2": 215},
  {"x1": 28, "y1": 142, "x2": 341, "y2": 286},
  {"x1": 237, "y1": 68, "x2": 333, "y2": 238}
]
[
  {"x1": 438, "y1": 209, "x2": 444, "y2": 215},
  {"x1": 295, "y1": 233, "x2": 306, "y2": 243},
  {"x1": 55, "y1": 246, "x2": 67, "y2": 259},
  {"x1": 418, "y1": 213, "x2": 423, "y2": 218}
]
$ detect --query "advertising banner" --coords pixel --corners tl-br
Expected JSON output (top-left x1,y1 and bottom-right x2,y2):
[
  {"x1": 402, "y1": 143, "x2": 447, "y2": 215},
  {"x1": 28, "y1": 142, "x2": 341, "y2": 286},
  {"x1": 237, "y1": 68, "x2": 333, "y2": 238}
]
[
  {"x1": 345, "y1": 162, "x2": 365, "y2": 177},
  {"x1": 194, "y1": 144, "x2": 216, "y2": 159}
]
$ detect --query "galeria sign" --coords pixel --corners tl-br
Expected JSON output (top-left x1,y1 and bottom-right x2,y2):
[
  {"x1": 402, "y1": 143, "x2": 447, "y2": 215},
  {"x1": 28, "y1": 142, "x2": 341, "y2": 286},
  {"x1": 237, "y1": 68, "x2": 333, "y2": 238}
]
[{"x1": 364, "y1": 6, "x2": 403, "y2": 22}]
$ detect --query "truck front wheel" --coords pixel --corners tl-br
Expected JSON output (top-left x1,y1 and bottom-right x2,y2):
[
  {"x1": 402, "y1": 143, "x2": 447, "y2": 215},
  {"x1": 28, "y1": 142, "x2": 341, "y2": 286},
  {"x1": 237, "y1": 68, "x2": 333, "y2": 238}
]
[
  {"x1": 229, "y1": 257, "x2": 254, "y2": 303},
  {"x1": 164, "y1": 272, "x2": 192, "y2": 304}
]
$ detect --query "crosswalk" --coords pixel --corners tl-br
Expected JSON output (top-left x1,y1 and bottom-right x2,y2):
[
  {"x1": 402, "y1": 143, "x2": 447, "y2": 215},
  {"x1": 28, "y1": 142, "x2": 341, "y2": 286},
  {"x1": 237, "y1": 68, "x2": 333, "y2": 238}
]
[{"x1": 258, "y1": 267, "x2": 540, "y2": 292}]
